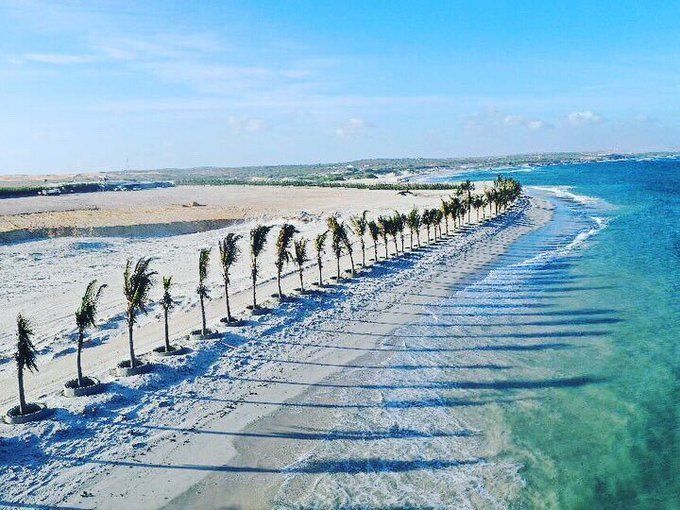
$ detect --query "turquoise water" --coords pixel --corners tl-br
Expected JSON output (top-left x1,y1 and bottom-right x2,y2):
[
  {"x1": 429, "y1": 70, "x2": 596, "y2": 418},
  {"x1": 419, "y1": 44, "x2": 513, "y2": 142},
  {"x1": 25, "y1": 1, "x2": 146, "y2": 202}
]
[{"x1": 441, "y1": 158, "x2": 680, "y2": 508}]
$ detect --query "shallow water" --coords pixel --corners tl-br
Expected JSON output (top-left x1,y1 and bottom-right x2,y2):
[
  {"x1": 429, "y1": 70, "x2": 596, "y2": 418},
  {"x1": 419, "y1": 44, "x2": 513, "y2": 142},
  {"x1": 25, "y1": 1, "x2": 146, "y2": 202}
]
[
  {"x1": 276, "y1": 158, "x2": 680, "y2": 508},
  {"x1": 445, "y1": 158, "x2": 680, "y2": 508}
]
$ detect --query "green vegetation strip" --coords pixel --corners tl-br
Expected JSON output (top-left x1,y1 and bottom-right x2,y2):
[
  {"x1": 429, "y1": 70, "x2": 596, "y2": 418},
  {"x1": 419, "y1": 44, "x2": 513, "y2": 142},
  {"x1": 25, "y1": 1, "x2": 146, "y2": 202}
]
[{"x1": 176, "y1": 178, "x2": 461, "y2": 191}]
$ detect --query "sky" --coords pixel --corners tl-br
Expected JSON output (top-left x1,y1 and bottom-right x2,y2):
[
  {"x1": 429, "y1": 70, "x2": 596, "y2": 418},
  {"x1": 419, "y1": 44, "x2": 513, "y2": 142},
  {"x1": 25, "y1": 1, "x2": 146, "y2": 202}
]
[{"x1": 1, "y1": 0, "x2": 679, "y2": 175}]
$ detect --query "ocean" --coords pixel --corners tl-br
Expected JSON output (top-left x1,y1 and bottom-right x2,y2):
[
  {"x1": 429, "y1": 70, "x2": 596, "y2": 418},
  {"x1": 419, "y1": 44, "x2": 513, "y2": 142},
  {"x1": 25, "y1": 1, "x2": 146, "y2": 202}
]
[{"x1": 435, "y1": 157, "x2": 680, "y2": 508}]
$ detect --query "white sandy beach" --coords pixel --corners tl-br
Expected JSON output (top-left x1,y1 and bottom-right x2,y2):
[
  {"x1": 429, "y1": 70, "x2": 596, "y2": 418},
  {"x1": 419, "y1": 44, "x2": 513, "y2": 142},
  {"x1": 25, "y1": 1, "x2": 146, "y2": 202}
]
[
  {"x1": 0, "y1": 184, "x2": 545, "y2": 509},
  {"x1": 0, "y1": 185, "x2": 458, "y2": 361}
]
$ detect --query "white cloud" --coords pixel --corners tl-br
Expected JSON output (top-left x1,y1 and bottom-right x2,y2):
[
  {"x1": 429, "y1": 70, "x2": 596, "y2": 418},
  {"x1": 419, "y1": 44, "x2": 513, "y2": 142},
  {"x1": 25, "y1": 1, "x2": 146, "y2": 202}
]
[
  {"x1": 18, "y1": 53, "x2": 97, "y2": 65},
  {"x1": 228, "y1": 116, "x2": 266, "y2": 135},
  {"x1": 567, "y1": 110, "x2": 603, "y2": 126},
  {"x1": 503, "y1": 115, "x2": 525, "y2": 126},
  {"x1": 462, "y1": 107, "x2": 552, "y2": 133},
  {"x1": 527, "y1": 120, "x2": 548, "y2": 130},
  {"x1": 335, "y1": 117, "x2": 370, "y2": 138},
  {"x1": 95, "y1": 34, "x2": 222, "y2": 62}
]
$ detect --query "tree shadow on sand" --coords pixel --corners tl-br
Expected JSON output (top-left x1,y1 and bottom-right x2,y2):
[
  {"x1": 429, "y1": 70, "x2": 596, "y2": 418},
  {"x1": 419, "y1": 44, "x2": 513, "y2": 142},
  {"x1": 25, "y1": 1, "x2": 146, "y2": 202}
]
[{"x1": 52, "y1": 455, "x2": 484, "y2": 475}]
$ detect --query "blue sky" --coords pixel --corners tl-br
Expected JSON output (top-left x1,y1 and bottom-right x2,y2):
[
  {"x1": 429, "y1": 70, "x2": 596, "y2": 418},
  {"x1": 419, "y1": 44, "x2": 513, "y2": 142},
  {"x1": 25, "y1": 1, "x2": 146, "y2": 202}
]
[{"x1": 1, "y1": 0, "x2": 679, "y2": 174}]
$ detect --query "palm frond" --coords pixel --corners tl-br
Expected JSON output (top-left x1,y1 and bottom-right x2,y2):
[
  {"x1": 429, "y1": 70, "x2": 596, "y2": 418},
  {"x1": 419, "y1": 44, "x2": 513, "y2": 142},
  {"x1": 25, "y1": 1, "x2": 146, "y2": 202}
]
[
  {"x1": 250, "y1": 224, "x2": 272, "y2": 259},
  {"x1": 161, "y1": 275, "x2": 175, "y2": 311},
  {"x1": 123, "y1": 256, "x2": 157, "y2": 318},
  {"x1": 75, "y1": 279, "x2": 107, "y2": 331},
  {"x1": 406, "y1": 207, "x2": 421, "y2": 230},
  {"x1": 368, "y1": 220, "x2": 380, "y2": 241},
  {"x1": 196, "y1": 248, "x2": 211, "y2": 299},
  {"x1": 218, "y1": 233, "x2": 242, "y2": 278},
  {"x1": 349, "y1": 211, "x2": 368, "y2": 237},
  {"x1": 377, "y1": 216, "x2": 392, "y2": 238},
  {"x1": 294, "y1": 238, "x2": 309, "y2": 267},
  {"x1": 198, "y1": 248, "x2": 211, "y2": 284},
  {"x1": 391, "y1": 211, "x2": 405, "y2": 233},
  {"x1": 15, "y1": 314, "x2": 38, "y2": 373},
  {"x1": 275, "y1": 223, "x2": 299, "y2": 268},
  {"x1": 314, "y1": 231, "x2": 328, "y2": 254},
  {"x1": 327, "y1": 216, "x2": 347, "y2": 257}
]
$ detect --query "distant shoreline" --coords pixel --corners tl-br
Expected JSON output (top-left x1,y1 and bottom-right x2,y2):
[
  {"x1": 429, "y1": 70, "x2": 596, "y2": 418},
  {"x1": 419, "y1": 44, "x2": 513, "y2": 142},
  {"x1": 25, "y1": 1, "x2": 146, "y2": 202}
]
[{"x1": 2, "y1": 151, "x2": 677, "y2": 195}]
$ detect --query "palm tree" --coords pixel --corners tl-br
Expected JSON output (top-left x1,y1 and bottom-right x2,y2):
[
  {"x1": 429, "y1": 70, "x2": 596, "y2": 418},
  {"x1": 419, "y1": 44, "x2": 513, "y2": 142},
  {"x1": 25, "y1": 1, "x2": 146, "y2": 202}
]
[
  {"x1": 197, "y1": 248, "x2": 211, "y2": 335},
  {"x1": 160, "y1": 276, "x2": 176, "y2": 352},
  {"x1": 249, "y1": 224, "x2": 272, "y2": 310},
  {"x1": 484, "y1": 187, "x2": 495, "y2": 218},
  {"x1": 460, "y1": 180, "x2": 475, "y2": 223},
  {"x1": 74, "y1": 280, "x2": 106, "y2": 387},
  {"x1": 314, "y1": 231, "x2": 328, "y2": 286},
  {"x1": 327, "y1": 217, "x2": 345, "y2": 280},
  {"x1": 473, "y1": 195, "x2": 485, "y2": 222},
  {"x1": 393, "y1": 211, "x2": 406, "y2": 252},
  {"x1": 123, "y1": 257, "x2": 157, "y2": 368},
  {"x1": 368, "y1": 220, "x2": 380, "y2": 261},
  {"x1": 377, "y1": 215, "x2": 391, "y2": 259},
  {"x1": 274, "y1": 224, "x2": 299, "y2": 299},
  {"x1": 492, "y1": 175, "x2": 522, "y2": 213},
  {"x1": 388, "y1": 214, "x2": 400, "y2": 255},
  {"x1": 450, "y1": 196, "x2": 463, "y2": 228},
  {"x1": 218, "y1": 233, "x2": 242, "y2": 323},
  {"x1": 15, "y1": 314, "x2": 38, "y2": 416},
  {"x1": 441, "y1": 199, "x2": 452, "y2": 234},
  {"x1": 293, "y1": 238, "x2": 309, "y2": 292},
  {"x1": 422, "y1": 209, "x2": 432, "y2": 242},
  {"x1": 433, "y1": 208, "x2": 444, "y2": 239},
  {"x1": 405, "y1": 207, "x2": 421, "y2": 249},
  {"x1": 341, "y1": 226, "x2": 355, "y2": 275},
  {"x1": 349, "y1": 211, "x2": 368, "y2": 267}
]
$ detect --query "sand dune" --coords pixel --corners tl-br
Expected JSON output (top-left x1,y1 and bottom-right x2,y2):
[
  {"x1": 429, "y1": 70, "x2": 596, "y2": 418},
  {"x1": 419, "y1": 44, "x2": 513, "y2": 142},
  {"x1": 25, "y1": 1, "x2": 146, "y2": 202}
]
[{"x1": 0, "y1": 185, "x2": 456, "y2": 241}]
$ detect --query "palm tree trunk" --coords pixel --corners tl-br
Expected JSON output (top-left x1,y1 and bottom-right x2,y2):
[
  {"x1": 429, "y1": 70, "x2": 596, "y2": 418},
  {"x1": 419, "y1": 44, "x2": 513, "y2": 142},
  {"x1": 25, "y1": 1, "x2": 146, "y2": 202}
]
[
  {"x1": 277, "y1": 267, "x2": 283, "y2": 299},
  {"x1": 251, "y1": 265, "x2": 257, "y2": 309},
  {"x1": 416, "y1": 231, "x2": 420, "y2": 247},
  {"x1": 393, "y1": 237, "x2": 399, "y2": 255},
  {"x1": 361, "y1": 241, "x2": 366, "y2": 266},
  {"x1": 336, "y1": 256, "x2": 341, "y2": 280},
  {"x1": 200, "y1": 295, "x2": 207, "y2": 335},
  {"x1": 298, "y1": 267, "x2": 304, "y2": 292},
  {"x1": 384, "y1": 238, "x2": 389, "y2": 259},
  {"x1": 348, "y1": 252, "x2": 355, "y2": 274},
  {"x1": 128, "y1": 319, "x2": 136, "y2": 368},
  {"x1": 224, "y1": 278, "x2": 232, "y2": 321},
  {"x1": 444, "y1": 217, "x2": 449, "y2": 234},
  {"x1": 373, "y1": 242, "x2": 378, "y2": 261},
  {"x1": 409, "y1": 230, "x2": 413, "y2": 249},
  {"x1": 17, "y1": 365, "x2": 27, "y2": 415},
  {"x1": 164, "y1": 308, "x2": 170, "y2": 351},
  {"x1": 77, "y1": 330, "x2": 84, "y2": 387},
  {"x1": 317, "y1": 258, "x2": 323, "y2": 286},
  {"x1": 400, "y1": 235, "x2": 404, "y2": 252}
]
